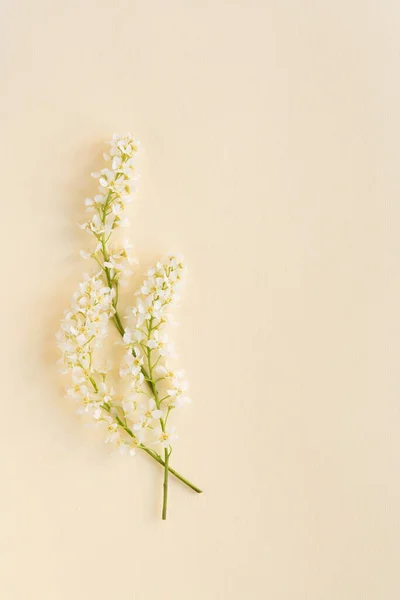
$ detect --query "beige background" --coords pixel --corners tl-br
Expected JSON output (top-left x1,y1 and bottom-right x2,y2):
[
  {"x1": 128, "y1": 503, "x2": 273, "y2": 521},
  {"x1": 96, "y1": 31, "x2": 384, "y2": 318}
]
[{"x1": 0, "y1": 1, "x2": 398, "y2": 599}]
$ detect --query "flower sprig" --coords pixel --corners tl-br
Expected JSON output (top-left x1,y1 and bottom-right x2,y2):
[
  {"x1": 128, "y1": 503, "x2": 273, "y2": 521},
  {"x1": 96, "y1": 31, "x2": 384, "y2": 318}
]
[
  {"x1": 121, "y1": 256, "x2": 190, "y2": 517},
  {"x1": 57, "y1": 134, "x2": 201, "y2": 519}
]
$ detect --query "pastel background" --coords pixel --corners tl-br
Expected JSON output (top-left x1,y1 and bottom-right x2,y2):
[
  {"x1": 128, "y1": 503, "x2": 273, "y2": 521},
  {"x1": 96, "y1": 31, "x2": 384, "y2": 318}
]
[{"x1": 0, "y1": 1, "x2": 398, "y2": 599}]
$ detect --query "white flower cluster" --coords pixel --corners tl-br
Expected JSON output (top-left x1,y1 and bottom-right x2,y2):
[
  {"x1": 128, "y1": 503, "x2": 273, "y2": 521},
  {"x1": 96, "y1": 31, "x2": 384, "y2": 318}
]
[
  {"x1": 57, "y1": 274, "x2": 115, "y2": 369},
  {"x1": 120, "y1": 255, "x2": 191, "y2": 449},
  {"x1": 56, "y1": 272, "x2": 141, "y2": 455},
  {"x1": 56, "y1": 273, "x2": 122, "y2": 427},
  {"x1": 79, "y1": 133, "x2": 139, "y2": 286}
]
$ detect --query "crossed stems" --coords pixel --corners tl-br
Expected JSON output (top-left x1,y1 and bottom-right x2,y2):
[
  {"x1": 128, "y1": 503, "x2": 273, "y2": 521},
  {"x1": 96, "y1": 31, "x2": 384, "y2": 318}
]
[{"x1": 87, "y1": 185, "x2": 202, "y2": 516}]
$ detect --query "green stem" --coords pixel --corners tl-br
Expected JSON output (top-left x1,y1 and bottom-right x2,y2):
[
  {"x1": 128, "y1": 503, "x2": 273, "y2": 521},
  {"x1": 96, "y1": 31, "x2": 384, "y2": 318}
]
[
  {"x1": 139, "y1": 446, "x2": 201, "y2": 491},
  {"x1": 146, "y1": 323, "x2": 171, "y2": 519},
  {"x1": 113, "y1": 310, "x2": 125, "y2": 337},
  {"x1": 162, "y1": 448, "x2": 170, "y2": 520}
]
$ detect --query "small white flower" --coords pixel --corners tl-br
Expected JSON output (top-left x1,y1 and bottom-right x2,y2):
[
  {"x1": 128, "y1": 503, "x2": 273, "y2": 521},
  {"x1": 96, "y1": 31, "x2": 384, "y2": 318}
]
[
  {"x1": 167, "y1": 379, "x2": 191, "y2": 407},
  {"x1": 122, "y1": 399, "x2": 135, "y2": 416},
  {"x1": 152, "y1": 426, "x2": 178, "y2": 448},
  {"x1": 128, "y1": 371, "x2": 145, "y2": 393},
  {"x1": 120, "y1": 351, "x2": 143, "y2": 377},
  {"x1": 105, "y1": 421, "x2": 120, "y2": 444},
  {"x1": 146, "y1": 330, "x2": 168, "y2": 354},
  {"x1": 123, "y1": 329, "x2": 134, "y2": 345},
  {"x1": 132, "y1": 397, "x2": 163, "y2": 430},
  {"x1": 84, "y1": 197, "x2": 94, "y2": 210},
  {"x1": 117, "y1": 441, "x2": 136, "y2": 456},
  {"x1": 97, "y1": 382, "x2": 115, "y2": 405},
  {"x1": 155, "y1": 365, "x2": 184, "y2": 380},
  {"x1": 143, "y1": 397, "x2": 164, "y2": 421},
  {"x1": 116, "y1": 216, "x2": 130, "y2": 228},
  {"x1": 93, "y1": 406, "x2": 102, "y2": 420},
  {"x1": 66, "y1": 382, "x2": 89, "y2": 399}
]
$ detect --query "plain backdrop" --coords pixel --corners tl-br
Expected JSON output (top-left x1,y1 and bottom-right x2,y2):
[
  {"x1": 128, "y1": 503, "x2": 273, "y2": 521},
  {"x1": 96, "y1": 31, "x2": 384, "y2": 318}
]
[{"x1": 0, "y1": 1, "x2": 399, "y2": 599}]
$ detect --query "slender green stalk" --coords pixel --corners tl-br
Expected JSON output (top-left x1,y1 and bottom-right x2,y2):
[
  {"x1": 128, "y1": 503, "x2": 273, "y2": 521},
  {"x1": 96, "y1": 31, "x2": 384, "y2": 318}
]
[
  {"x1": 145, "y1": 319, "x2": 171, "y2": 518},
  {"x1": 140, "y1": 446, "x2": 202, "y2": 493},
  {"x1": 162, "y1": 448, "x2": 170, "y2": 520}
]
